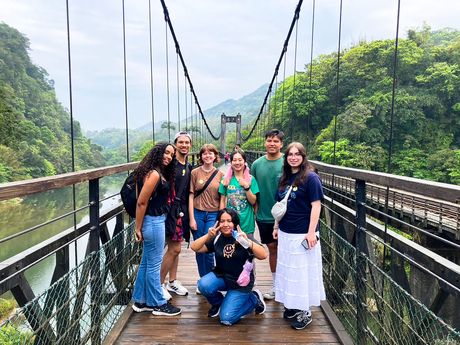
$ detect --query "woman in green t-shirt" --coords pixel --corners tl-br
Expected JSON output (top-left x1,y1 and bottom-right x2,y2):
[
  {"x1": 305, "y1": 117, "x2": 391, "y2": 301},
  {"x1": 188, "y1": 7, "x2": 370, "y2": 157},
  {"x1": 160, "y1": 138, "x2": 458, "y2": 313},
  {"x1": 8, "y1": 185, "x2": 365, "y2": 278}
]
[{"x1": 219, "y1": 149, "x2": 259, "y2": 239}]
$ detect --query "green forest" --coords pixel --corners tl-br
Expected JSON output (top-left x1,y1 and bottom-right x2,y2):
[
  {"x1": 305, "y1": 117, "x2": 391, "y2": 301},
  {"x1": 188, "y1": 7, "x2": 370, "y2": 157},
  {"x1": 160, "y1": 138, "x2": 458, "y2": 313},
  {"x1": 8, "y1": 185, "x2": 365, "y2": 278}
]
[
  {"x1": 0, "y1": 23, "x2": 104, "y2": 182},
  {"x1": 242, "y1": 26, "x2": 460, "y2": 184}
]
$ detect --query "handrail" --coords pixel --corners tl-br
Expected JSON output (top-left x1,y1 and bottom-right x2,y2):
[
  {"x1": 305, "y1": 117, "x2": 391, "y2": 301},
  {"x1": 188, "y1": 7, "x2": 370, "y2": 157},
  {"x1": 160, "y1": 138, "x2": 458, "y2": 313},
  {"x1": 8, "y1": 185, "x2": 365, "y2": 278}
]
[
  {"x1": 310, "y1": 160, "x2": 460, "y2": 204},
  {"x1": 0, "y1": 162, "x2": 138, "y2": 201},
  {"x1": 0, "y1": 152, "x2": 202, "y2": 201}
]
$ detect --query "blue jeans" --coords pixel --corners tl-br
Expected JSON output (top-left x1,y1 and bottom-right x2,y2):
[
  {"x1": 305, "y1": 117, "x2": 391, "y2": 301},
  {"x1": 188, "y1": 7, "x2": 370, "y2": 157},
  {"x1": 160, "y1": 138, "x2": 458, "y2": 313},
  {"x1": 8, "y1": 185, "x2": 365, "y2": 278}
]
[
  {"x1": 132, "y1": 215, "x2": 166, "y2": 307},
  {"x1": 198, "y1": 272, "x2": 259, "y2": 325},
  {"x1": 192, "y1": 209, "x2": 217, "y2": 277}
]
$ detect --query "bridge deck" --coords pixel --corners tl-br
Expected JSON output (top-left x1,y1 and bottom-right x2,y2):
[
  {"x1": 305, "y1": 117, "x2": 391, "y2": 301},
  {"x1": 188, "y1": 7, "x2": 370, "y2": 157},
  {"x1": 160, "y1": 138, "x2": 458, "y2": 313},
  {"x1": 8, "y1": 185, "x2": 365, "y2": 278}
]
[{"x1": 113, "y1": 242, "x2": 341, "y2": 344}]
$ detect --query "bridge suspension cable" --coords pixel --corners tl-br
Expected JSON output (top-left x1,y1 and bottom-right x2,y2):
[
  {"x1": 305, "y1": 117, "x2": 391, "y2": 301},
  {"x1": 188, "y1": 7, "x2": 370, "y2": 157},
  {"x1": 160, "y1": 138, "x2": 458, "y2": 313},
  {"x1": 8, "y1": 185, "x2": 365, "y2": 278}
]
[
  {"x1": 241, "y1": 0, "x2": 303, "y2": 142},
  {"x1": 159, "y1": 0, "x2": 220, "y2": 141},
  {"x1": 148, "y1": 0, "x2": 156, "y2": 143}
]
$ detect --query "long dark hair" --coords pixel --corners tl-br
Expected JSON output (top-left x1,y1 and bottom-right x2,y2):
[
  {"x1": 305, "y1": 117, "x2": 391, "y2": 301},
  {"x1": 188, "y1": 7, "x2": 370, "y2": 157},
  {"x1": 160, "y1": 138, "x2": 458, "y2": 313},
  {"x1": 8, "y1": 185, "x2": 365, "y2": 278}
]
[
  {"x1": 133, "y1": 142, "x2": 176, "y2": 194},
  {"x1": 278, "y1": 142, "x2": 313, "y2": 189},
  {"x1": 216, "y1": 208, "x2": 240, "y2": 228}
]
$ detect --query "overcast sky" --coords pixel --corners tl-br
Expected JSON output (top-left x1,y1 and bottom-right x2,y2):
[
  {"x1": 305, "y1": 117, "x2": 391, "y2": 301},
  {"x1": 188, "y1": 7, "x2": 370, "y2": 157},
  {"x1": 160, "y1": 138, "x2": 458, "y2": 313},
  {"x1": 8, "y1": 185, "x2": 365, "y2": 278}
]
[{"x1": 1, "y1": 0, "x2": 459, "y2": 131}]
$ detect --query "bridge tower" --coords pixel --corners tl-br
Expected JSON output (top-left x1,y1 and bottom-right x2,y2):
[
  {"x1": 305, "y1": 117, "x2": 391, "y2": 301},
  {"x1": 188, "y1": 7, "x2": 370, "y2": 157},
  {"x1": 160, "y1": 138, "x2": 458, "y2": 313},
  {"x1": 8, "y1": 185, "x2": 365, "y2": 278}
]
[{"x1": 220, "y1": 113, "x2": 242, "y2": 154}]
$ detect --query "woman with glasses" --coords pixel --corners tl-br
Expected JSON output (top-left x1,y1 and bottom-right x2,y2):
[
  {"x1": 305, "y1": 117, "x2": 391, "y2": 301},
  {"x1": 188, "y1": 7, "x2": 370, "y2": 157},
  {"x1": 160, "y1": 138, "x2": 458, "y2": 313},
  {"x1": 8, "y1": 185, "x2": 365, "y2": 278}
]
[{"x1": 272, "y1": 142, "x2": 325, "y2": 330}]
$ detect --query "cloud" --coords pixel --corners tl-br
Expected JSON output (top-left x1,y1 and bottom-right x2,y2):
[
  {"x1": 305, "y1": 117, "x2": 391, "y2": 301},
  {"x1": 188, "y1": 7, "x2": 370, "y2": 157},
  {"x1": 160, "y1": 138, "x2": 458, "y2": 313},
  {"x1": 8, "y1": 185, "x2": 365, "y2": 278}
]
[{"x1": 1, "y1": 0, "x2": 459, "y2": 130}]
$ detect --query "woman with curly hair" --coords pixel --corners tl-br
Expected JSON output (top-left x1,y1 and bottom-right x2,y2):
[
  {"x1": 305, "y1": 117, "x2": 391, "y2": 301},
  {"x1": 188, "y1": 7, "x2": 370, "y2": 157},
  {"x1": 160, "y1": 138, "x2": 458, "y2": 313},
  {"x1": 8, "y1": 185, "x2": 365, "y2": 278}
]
[{"x1": 131, "y1": 142, "x2": 182, "y2": 316}]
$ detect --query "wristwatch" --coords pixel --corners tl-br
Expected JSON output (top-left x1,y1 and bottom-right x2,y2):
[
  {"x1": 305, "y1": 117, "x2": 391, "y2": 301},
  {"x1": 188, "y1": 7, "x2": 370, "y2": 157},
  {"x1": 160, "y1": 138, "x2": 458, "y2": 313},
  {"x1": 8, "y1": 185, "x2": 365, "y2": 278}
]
[{"x1": 243, "y1": 186, "x2": 250, "y2": 191}]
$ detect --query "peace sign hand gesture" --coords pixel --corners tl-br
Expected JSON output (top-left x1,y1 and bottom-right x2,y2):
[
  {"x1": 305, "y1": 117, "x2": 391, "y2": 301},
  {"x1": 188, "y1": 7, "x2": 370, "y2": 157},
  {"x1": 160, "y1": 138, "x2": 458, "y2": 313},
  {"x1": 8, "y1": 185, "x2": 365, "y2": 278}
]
[{"x1": 208, "y1": 221, "x2": 221, "y2": 237}]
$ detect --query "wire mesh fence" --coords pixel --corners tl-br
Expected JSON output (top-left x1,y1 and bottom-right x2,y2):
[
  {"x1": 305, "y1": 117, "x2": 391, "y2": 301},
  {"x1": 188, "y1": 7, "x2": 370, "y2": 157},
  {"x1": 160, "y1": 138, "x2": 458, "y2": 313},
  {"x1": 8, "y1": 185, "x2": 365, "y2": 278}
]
[
  {"x1": 321, "y1": 220, "x2": 460, "y2": 345},
  {"x1": 0, "y1": 222, "x2": 140, "y2": 345}
]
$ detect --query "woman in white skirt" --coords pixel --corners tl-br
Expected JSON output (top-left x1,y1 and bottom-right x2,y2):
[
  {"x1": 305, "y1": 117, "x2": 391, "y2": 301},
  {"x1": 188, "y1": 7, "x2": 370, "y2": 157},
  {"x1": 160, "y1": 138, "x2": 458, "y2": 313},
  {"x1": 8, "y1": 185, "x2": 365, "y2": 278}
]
[{"x1": 272, "y1": 142, "x2": 326, "y2": 330}]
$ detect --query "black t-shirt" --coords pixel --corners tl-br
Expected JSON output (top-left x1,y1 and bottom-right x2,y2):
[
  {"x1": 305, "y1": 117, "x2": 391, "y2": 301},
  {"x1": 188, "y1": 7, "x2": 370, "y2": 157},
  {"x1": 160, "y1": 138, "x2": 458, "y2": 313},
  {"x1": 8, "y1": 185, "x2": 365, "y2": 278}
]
[
  {"x1": 205, "y1": 233, "x2": 255, "y2": 292},
  {"x1": 277, "y1": 172, "x2": 324, "y2": 233},
  {"x1": 174, "y1": 160, "x2": 192, "y2": 209}
]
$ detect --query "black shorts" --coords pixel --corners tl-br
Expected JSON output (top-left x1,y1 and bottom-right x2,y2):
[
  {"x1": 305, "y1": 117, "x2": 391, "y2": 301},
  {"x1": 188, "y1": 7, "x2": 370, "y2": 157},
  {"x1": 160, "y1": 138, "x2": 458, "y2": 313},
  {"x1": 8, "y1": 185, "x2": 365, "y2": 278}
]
[{"x1": 256, "y1": 221, "x2": 277, "y2": 244}]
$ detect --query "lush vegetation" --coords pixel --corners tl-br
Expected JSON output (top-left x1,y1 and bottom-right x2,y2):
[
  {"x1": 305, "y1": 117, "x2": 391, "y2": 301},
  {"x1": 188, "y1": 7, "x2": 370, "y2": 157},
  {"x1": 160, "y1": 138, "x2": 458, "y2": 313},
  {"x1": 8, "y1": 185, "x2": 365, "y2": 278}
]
[
  {"x1": 0, "y1": 23, "x2": 105, "y2": 182},
  {"x1": 0, "y1": 324, "x2": 34, "y2": 345},
  {"x1": 0, "y1": 298, "x2": 15, "y2": 320},
  {"x1": 242, "y1": 26, "x2": 460, "y2": 184}
]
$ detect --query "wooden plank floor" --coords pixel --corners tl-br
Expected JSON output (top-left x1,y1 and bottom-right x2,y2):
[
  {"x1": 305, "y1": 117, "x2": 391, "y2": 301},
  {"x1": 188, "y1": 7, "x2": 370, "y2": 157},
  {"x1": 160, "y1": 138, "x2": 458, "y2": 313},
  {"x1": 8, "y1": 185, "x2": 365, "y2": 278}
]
[{"x1": 114, "y1": 241, "x2": 341, "y2": 345}]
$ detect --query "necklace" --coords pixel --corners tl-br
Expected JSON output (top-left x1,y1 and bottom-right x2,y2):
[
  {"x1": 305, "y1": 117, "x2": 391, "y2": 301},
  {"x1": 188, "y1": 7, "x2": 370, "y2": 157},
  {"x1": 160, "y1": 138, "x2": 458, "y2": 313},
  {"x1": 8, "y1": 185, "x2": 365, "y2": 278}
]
[{"x1": 201, "y1": 166, "x2": 215, "y2": 173}]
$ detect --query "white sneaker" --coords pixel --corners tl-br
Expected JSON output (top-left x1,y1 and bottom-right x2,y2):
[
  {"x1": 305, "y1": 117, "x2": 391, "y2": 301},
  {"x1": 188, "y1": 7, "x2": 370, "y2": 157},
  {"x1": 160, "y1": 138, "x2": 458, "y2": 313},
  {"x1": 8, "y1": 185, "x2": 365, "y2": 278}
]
[
  {"x1": 162, "y1": 284, "x2": 172, "y2": 300},
  {"x1": 166, "y1": 280, "x2": 189, "y2": 296},
  {"x1": 263, "y1": 290, "x2": 275, "y2": 300}
]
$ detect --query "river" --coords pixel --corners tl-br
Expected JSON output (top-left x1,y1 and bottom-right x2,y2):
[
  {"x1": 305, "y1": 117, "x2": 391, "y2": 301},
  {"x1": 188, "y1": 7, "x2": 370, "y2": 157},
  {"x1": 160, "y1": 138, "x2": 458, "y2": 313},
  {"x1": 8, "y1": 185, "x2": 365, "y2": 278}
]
[{"x1": 0, "y1": 176, "x2": 124, "y2": 298}]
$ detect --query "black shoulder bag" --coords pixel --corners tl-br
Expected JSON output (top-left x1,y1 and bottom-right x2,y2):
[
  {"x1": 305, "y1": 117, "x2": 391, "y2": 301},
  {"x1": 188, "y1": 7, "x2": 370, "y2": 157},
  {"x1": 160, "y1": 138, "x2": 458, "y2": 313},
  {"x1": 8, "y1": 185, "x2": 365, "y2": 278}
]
[{"x1": 194, "y1": 169, "x2": 219, "y2": 198}]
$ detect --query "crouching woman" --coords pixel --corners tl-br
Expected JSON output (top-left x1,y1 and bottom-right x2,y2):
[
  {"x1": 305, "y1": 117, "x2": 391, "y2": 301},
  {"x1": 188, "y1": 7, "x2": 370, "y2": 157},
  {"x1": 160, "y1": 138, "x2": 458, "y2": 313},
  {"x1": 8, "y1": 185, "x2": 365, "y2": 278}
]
[{"x1": 191, "y1": 208, "x2": 267, "y2": 325}]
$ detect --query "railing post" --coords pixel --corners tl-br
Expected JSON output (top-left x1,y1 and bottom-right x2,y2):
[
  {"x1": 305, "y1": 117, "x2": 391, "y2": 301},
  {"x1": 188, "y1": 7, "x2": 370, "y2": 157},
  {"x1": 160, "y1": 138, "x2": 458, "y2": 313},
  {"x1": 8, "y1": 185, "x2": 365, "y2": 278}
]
[
  {"x1": 89, "y1": 178, "x2": 102, "y2": 345},
  {"x1": 355, "y1": 179, "x2": 367, "y2": 344}
]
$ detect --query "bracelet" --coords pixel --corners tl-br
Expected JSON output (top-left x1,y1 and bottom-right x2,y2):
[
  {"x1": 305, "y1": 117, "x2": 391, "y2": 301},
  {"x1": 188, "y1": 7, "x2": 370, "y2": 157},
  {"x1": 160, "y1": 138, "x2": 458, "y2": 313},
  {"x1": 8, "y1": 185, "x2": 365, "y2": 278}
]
[{"x1": 243, "y1": 186, "x2": 250, "y2": 191}]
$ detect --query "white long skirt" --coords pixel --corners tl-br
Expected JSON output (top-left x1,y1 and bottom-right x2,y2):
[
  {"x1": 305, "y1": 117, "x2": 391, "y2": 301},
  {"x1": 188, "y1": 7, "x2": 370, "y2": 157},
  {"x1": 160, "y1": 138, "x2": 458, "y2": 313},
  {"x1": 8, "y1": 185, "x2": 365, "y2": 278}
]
[{"x1": 275, "y1": 230, "x2": 326, "y2": 311}]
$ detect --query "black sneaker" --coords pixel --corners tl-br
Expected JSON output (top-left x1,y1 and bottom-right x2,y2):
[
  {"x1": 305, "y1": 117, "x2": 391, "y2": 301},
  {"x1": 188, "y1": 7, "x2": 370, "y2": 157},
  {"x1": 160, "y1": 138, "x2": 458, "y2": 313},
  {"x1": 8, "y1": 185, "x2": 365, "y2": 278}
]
[
  {"x1": 291, "y1": 311, "x2": 312, "y2": 330},
  {"x1": 208, "y1": 304, "x2": 221, "y2": 318},
  {"x1": 151, "y1": 302, "x2": 181, "y2": 316},
  {"x1": 252, "y1": 289, "x2": 266, "y2": 315},
  {"x1": 283, "y1": 307, "x2": 302, "y2": 319},
  {"x1": 132, "y1": 302, "x2": 154, "y2": 313}
]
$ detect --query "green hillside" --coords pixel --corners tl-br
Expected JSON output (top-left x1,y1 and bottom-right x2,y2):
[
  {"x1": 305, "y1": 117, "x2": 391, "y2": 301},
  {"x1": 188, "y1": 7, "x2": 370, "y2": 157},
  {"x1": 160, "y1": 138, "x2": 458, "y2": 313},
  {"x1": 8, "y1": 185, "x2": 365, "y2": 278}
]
[
  {"x1": 87, "y1": 84, "x2": 268, "y2": 157},
  {"x1": 243, "y1": 26, "x2": 460, "y2": 184},
  {"x1": 0, "y1": 23, "x2": 105, "y2": 182}
]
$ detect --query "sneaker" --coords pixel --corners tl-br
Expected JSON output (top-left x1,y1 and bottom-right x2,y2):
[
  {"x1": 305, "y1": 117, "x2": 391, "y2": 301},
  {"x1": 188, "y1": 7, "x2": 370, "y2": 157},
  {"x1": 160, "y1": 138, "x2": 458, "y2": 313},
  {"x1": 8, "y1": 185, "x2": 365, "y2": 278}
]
[
  {"x1": 291, "y1": 311, "x2": 312, "y2": 330},
  {"x1": 151, "y1": 302, "x2": 181, "y2": 316},
  {"x1": 207, "y1": 304, "x2": 221, "y2": 318},
  {"x1": 196, "y1": 286, "x2": 201, "y2": 295},
  {"x1": 132, "y1": 302, "x2": 154, "y2": 313},
  {"x1": 263, "y1": 290, "x2": 275, "y2": 300},
  {"x1": 283, "y1": 307, "x2": 302, "y2": 319},
  {"x1": 162, "y1": 284, "x2": 172, "y2": 301},
  {"x1": 252, "y1": 289, "x2": 266, "y2": 315},
  {"x1": 167, "y1": 280, "x2": 189, "y2": 296}
]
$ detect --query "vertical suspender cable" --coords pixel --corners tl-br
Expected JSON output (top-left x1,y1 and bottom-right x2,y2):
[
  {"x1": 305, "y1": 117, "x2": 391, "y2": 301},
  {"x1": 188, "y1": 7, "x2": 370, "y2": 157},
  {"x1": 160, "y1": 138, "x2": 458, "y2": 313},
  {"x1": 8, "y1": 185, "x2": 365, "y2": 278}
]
[
  {"x1": 122, "y1": 0, "x2": 130, "y2": 162},
  {"x1": 383, "y1": 0, "x2": 401, "y2": 278},
  {"x1": 148, "y1": 0, "x2": 156, "y2": 143},
  {"x1": 273, "y1": 75, "x2": 279, "y2": 122},
  {"x1": 176, "y1": 53, "x2": 181, "y2": 131},
  {"x1": 387, "y1": 0, "x2": 401, "y2": 175},
  {"x1": 185, "y1": 74, "x2": 188, "y2": 132},
  {"x1": 241, "y1": 0, "x2": 304, "y2": 142},
  {"x1": 195, "y1": 103, "x2": 199, "y2": 146},
  {"x1": 65, "y1": 0, "x2": 78, "y2": 269},
  {"x1": 289, "y1": 18, "x2": 299, "y2": 141},
  {"x1": 281, "y1": 53, "x2": 287, "y2": 129},
  {"x1": 190, "y1": 89, "x2": 194, "y2": 144},
  {"x1": 160, "y1": 0, "x2": 220, "y2": 141},
  {"x1": 165, "y1": 22, "x2": 171, "y2": 141},
  {"x1": 332, "y1": 0, "x2": 343, "y2": 166},
  {"x1": 307, "y1": 0, "x2": 316, "y2": 150}
]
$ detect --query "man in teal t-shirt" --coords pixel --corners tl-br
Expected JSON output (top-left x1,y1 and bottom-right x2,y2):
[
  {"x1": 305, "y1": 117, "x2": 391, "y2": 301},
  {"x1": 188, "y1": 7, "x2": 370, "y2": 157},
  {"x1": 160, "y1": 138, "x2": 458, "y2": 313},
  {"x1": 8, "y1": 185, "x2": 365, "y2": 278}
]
[
  {"x1": 251, "y1": 129, "x2": 284, "y2": 300},
  {"x1": 219, "y1": 176, "x2": 259, "y2": 236}
]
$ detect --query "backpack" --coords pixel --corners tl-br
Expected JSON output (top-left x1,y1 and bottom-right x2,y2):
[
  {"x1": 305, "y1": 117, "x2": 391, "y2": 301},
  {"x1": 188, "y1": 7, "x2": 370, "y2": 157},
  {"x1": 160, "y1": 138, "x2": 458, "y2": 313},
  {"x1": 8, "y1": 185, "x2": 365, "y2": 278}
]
[{"x1": 120, "y1": 173, "x2": 138, "y2": 218}]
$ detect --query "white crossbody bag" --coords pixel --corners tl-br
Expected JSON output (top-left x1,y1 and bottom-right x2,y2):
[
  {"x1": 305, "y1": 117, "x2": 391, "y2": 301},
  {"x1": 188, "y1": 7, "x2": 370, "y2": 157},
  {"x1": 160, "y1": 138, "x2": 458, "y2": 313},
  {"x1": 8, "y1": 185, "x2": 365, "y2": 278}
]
[{"x1": 270, "y1": 186, "x2": 293, "y2": 222}]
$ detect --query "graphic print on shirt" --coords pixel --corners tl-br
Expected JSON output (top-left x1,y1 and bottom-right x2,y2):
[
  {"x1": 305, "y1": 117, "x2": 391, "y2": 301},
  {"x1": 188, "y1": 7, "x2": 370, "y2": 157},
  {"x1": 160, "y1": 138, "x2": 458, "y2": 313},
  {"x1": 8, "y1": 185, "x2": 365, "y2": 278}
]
[
  {"x1": 281, "y1": 185, "x2": 298, "y2": 203},
  {"x1": 227, "y1": 185, "x2": 249, "y2": 212},
  {"x1": 223, "y1": 243, "x2": 236, "y2": 258}
]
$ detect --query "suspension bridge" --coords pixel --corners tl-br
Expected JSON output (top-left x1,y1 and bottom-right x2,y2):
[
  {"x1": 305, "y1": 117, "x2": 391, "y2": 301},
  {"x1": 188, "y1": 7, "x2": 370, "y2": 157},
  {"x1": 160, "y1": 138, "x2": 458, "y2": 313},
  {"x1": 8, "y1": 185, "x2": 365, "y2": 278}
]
[{"x1": 0, "y1": 0, "x2": 460, "y2": 344}]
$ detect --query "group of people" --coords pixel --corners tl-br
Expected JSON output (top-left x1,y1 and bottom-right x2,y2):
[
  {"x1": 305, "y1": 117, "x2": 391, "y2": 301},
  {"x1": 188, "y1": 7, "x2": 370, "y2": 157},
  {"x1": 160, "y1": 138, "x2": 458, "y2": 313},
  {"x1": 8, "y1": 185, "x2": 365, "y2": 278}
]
[{"x1": 129, "y1": 129, "x2": 325, "y2": 330}]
